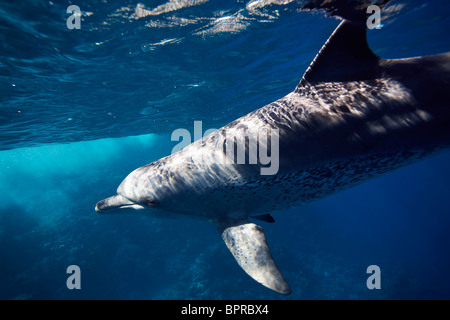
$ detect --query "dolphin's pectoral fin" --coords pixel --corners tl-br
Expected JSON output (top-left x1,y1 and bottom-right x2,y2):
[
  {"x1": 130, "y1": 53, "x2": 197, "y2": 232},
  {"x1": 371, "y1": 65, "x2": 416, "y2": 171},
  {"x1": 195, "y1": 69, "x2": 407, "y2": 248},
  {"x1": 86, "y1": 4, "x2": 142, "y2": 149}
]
[
  {"x1": 251, "y1": 214, "x2": 275, "y2": 223},
  {"x1": 216, "y1": 219, "x2": 291, "y2": 295}
]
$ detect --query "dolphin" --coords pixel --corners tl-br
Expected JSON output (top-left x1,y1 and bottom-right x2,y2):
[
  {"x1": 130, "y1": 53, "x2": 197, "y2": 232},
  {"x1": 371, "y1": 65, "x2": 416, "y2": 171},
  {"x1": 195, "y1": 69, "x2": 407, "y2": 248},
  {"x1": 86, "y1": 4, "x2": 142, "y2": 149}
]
[{"x1": 95, "y1": 1, "x2": 450, "y2": 295}]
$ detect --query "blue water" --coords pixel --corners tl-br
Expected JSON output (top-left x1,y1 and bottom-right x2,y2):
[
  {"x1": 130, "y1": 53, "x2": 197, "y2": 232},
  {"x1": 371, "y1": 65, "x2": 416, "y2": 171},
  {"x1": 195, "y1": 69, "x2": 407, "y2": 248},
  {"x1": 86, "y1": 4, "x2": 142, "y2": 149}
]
[{"x1": 1, "y1": 0, "x2": 450, "y2": 299}]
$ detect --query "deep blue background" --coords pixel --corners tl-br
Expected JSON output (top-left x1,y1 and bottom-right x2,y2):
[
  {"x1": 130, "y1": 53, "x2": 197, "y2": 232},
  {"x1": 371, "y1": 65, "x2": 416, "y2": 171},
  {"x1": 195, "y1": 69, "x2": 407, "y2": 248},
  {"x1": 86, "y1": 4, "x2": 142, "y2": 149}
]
[{"x1": 1, "y1": 0, "x2": 450, "y2": 299}]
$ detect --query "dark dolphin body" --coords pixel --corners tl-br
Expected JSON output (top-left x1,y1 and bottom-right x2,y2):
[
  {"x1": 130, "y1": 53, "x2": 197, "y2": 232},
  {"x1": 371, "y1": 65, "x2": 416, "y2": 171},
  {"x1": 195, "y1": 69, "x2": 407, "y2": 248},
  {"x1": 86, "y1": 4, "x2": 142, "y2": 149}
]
[{"x1": 96, "y1": 1, "x2": 450, "y2": 294}]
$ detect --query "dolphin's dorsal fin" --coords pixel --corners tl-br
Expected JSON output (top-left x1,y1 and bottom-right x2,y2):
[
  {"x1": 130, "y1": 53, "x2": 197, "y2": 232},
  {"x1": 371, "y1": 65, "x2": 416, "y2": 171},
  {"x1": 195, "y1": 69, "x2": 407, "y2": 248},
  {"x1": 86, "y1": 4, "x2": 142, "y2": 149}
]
[
  {"x1": 298, "y1": 20, "x2": 380, "y2": 87},
  {"x1": 216, "y1": 219, "x2": 290, "y2": 295}
]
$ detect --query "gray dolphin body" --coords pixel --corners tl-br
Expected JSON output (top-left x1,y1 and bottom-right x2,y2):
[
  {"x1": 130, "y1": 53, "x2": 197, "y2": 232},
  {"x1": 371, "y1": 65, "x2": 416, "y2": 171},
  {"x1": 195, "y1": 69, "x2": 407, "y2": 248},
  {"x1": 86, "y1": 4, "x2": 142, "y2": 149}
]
[{"x1": 96, "y1": 11, "x2": 450, "y2": 294}]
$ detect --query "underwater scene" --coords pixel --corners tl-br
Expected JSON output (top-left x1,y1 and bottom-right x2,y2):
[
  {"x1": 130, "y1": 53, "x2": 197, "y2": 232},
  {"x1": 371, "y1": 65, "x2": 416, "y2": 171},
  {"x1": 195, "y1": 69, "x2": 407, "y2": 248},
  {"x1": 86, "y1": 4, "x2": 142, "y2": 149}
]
[{"x1": 1, "y1": 0, "x2": 450, "y2": 300}]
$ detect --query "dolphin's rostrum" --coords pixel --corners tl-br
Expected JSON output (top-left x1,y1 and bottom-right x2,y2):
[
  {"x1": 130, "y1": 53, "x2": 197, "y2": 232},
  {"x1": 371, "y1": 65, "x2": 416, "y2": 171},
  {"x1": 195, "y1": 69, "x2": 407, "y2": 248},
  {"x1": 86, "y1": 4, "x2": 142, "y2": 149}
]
[{"x1": 96, "y1": 1, "x2": 450, "y2": 294}]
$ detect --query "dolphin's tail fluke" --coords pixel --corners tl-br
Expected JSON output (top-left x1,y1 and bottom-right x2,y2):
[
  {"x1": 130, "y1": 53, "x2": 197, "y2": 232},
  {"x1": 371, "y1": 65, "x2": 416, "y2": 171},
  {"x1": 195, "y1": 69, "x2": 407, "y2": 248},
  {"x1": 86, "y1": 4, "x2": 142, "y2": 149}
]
[{"x1": 216, "y1": 219, "x2": 291, "y2": 295}]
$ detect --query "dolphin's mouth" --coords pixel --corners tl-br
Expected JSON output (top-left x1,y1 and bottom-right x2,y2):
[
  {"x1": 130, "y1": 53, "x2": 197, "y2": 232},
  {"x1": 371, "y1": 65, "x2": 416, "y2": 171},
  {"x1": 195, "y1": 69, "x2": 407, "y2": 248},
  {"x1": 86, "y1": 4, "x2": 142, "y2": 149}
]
[{"x1": 95, "y1": 194, "x2": 145, "y2": 213}]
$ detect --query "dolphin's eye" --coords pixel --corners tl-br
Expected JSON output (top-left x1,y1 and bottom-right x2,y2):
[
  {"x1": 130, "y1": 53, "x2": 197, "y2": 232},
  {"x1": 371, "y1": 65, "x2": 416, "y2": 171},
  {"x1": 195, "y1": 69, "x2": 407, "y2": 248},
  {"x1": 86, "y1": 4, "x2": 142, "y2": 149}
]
[{"x1": 145, "y1": 200, "x2": 158, "y2": 207}]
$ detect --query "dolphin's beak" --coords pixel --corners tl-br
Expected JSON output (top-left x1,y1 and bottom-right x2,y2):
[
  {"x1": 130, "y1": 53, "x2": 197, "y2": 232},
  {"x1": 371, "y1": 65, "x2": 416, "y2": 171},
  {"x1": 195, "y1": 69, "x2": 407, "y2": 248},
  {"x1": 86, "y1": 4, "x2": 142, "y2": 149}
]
[{"x1": 95, "y1": 194, "x2": 145, "y2": 213}]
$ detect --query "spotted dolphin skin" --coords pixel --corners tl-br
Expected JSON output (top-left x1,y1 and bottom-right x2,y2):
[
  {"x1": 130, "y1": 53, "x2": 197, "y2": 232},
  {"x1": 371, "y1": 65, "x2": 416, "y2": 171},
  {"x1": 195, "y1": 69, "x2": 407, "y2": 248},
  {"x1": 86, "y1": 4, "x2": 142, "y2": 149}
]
[{"x1": 96, "y1": 2, "x2": 450, "y2": 294}]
